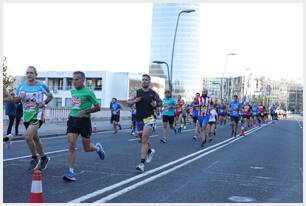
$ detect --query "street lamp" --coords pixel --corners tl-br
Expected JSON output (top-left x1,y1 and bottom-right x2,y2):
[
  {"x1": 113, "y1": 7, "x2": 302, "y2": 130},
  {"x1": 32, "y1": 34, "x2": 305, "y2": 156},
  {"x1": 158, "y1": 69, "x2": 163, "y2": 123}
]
[
  {"x1": 220, "y1": 53, "x2": 236, "y2": 101},
  {"x1": 170, "y1": 9, "x2": 195, "y2": 94},
  {"x1": 152, "y1": 61, "x2": 171, "y2": 91}
]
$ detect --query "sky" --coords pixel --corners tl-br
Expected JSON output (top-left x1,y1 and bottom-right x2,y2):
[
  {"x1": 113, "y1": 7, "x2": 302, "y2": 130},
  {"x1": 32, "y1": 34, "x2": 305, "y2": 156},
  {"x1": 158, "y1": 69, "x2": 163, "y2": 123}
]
[{"x1": 3, "y1": 2, "x2": 303, "y2": 81}]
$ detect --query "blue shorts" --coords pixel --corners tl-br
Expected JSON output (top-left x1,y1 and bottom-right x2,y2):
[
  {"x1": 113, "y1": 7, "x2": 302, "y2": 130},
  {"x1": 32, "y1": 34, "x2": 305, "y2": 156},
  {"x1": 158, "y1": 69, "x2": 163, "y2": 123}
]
[
  {"x1": 218, "y1": 112, "x2": 226, "y2": 117},
  {"x1": 230, "y1": 116, "x2": 240, "y2": 123},
  {"x1": 136, "y1": 116, "x2": 156, "y2": 134},
  {"x1": 197, "y1": 115, "x2": 210, "y2": 127}
]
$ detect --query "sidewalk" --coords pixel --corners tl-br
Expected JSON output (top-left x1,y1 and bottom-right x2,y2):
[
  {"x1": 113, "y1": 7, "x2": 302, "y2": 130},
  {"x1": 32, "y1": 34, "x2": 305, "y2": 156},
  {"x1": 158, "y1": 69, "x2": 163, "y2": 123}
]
[{"x1": 3, "y1": 118, "x2": 163, "y2": 141}]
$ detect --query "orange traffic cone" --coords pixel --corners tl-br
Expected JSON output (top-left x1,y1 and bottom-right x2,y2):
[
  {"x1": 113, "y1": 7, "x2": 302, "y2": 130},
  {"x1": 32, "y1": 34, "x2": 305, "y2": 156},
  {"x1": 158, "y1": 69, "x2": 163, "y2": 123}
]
[
  {"x1": 92, "y1": 122, "x2": 97, "y2": 133},
  {"x1": 29, "y1": 170, "x2": 43, "y2": 203}
]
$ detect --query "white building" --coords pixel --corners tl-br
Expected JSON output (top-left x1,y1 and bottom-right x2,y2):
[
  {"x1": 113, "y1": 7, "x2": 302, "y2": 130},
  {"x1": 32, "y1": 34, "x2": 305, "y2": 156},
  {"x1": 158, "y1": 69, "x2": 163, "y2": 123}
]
[{"x1": 15, "y1": 71, "x2": 165, "y2": 109}]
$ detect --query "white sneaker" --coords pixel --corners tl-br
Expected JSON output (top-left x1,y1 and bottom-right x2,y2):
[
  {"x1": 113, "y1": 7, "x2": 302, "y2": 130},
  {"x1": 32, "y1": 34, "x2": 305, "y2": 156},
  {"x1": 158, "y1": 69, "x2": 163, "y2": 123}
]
[
  {"x1": 5, "y1": 134, "x2": 13, "y2": 148},
  {"x1": 145, "y1": 148, "x2": 156, "y2": 163},
  {"x1": 136, "y1": 163, "x2": 145, "y2": 172}
]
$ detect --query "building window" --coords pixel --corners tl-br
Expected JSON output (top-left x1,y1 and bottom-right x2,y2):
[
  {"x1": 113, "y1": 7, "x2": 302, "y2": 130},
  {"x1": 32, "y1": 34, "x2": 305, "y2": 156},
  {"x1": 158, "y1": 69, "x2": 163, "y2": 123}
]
[
  {"x1": 95, "y1": 79, "x2": 102, "y2": 90},
  {"x1": 67, "y1": 78, "x2": 73, "y2": 90},
  {"x1": 65, "y1": 98, "x2": 72, "y2": 107},
  {"x1": 48, "y1": 78, "x2": 63, "y2": 92},
  {"x1": 49, "y1": 97, "x2": 62, "y2": 108}
]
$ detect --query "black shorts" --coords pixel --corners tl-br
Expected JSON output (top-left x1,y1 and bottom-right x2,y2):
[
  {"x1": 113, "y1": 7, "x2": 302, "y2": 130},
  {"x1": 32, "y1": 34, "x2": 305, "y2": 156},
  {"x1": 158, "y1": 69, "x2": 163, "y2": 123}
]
[
  {"x1": 67, "y1": 116, "x2": 92, "y2": 138},
  {"x1": 208, "y1": 121, "x2": 216, "y2": 125},
  {"x1": 162, "y1": 115, "x2": 175, "y2": 125},
  {"x1": 242, "y1": 115, "x2": 251, "y2": 119},
  {"x1": 230, "y1": 116, "x2": 240, "y2": 123},
  {"x1": 259, "y1": 113, "x2": 265, "y2": 117},
  {"x1": 111, "y1": 114, "x2": 120, "y2": 123},
  {"x1": 192, "y1": 116, "x2": 198, "y2": 124},
  {"x1": 24, "y1": 119, "x2": 43, "y2": 129}
]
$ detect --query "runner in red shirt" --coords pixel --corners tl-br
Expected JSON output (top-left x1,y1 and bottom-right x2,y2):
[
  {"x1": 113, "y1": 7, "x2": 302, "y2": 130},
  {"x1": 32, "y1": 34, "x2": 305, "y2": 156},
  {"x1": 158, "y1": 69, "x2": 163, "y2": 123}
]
[
  {"x1": 175, "y1": 95, "x2": 184, "y2": 133},
  {"x1": 241, "y1": 101, "x2": 252, "y2": 136}
]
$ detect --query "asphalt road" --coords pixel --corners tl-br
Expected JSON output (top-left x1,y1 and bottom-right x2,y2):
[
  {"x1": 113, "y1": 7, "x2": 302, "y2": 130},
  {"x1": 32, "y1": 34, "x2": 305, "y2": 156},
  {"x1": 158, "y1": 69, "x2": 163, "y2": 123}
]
[{"x1": 3, "y1": 115, "x2": 303, "y2": 203}]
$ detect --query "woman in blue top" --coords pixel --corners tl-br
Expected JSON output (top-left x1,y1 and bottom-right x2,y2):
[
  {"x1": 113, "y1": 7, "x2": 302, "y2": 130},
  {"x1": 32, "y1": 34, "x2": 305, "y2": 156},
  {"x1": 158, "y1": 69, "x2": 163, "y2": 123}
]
[
  {"x1": 160, "y1": 90, "x2": 177, "y2": 143},
  {"x1": 110, "y1": 98, "x2": 122, "y2": 134}
]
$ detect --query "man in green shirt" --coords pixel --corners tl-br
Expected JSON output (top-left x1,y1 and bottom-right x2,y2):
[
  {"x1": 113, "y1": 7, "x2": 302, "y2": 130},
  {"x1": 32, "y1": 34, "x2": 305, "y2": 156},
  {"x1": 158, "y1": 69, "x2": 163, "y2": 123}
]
[{"x1": 63, "y1": 71, "x2": 105, "y2": 181}]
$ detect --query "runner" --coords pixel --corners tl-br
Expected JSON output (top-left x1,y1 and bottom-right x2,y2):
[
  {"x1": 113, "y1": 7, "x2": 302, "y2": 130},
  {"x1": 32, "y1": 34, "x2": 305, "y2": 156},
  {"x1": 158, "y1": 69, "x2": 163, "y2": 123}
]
[
  {"x1": 130, "y1": 103, "x2": 137, "y2": 136},
  {"x1": 15, "y1": 66, "x2": 53, "y2": 170},
  {"x1": 175, "y1": 95, "x2": 184, "y2": 133},
  {"x1": 218, "y1": 99, "x2": 227, "y2": 126},
  {"x1": 270, "y1": 104, "x2": 278, "y2": 123},
  {"x1": 128, "y1": 74, "x2": 162, "y2": 172},
  {"x1": 208, "y1": 103, "x2": 218, "y2": 142},
  {"x1": 191, "y1": 93, "x2": 201, "y2": 140},
  {"x1": 63, "y1": 71, "x2": 105, "y2": 181},
  {"x1": 110, "y1": 97, "x2": 122, "y2": 134},
  {"x1": 160, "y1": 89, "x2": 176, "y2": 143},
  {"x1": 250, "y1": 102, "x2": 259, "y2": 128},
  {"x1": 197, "y1": 89, "x2": 213, "y2": 147},
  {"x1": 229, "y1": 94, "x2": 242, "y2": 137},
  {"x1": 182, "y1": 99, "x2": 188, "y2": 129},
  {"x1": 258, "y1": 102, "x2": 265, "y2": 126},
  {"x1": 241, "y1": 101, "x2": 252, "y2": 136}
]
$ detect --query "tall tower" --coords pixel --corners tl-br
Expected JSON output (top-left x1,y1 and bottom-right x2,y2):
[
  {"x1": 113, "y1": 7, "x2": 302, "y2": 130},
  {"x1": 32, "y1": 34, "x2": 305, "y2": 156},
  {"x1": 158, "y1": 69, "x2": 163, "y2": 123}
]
[{"x1": 149, "y1": 3, "x2": 201, "y2": 100}]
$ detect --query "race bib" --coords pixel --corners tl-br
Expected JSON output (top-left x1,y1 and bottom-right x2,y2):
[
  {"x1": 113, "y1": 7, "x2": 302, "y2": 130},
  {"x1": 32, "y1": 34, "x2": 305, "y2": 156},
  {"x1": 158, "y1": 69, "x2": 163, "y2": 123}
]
[
  {"x1": 72, "y1": 97, "x2": 81, "y2": 109},
  {"x1": 143, "y1": 115, "x2": 155, "y2": 125},
  {"x1": 201, "y1": 106, "x2": 207, "y2": 112}
]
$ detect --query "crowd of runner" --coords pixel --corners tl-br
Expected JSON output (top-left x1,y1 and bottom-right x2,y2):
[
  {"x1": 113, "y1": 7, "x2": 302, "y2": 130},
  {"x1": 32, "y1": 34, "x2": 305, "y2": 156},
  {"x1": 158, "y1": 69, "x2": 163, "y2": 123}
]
[{"x1": 3, "y1": 66, "x2": 284, "y2": 180}]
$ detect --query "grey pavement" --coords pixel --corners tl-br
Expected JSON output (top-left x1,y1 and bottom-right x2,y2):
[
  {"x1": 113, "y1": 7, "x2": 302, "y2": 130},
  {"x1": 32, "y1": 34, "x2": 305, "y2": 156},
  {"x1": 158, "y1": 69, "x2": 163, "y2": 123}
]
[
  {"x1": 3, "y1": 115, "x2": 302, "y2": 203},
  {"x1": 3, "y1": 118, "x2": 163, "y2": 140}
]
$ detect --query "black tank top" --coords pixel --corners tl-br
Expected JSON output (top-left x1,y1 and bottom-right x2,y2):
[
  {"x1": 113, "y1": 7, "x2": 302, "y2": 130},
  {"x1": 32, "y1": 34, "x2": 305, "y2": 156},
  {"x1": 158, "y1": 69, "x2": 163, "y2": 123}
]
[{"x1": 136, "y1": 88, "x2": 158, "y2": 121}]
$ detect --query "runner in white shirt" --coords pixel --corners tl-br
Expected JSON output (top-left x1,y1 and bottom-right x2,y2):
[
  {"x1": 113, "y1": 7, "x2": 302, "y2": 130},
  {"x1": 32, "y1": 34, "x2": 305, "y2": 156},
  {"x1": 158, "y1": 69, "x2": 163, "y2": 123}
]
[{"x1": 208, "y1": 103, "x2": 218, "y2": 142}]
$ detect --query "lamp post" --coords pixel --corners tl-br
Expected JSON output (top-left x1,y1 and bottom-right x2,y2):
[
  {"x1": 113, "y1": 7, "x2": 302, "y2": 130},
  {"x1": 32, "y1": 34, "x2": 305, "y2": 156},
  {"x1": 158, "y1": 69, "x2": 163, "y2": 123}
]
[
  {"x1": 170, "y1": 9, "x2": 195, "y2": 94},
  {"x1": 220, "y1": 53, "x2": 236, "y2": 100},
  {"x1": 152, "y1": 61, "x2": 171, "y2": 91}
]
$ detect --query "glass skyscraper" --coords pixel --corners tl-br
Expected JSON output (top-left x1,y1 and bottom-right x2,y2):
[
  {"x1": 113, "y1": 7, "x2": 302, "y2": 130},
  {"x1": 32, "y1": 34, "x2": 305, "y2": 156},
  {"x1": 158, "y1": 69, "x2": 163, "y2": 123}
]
[{"x1": 149, "y1": 3, "x2": 201, "y2": 100}]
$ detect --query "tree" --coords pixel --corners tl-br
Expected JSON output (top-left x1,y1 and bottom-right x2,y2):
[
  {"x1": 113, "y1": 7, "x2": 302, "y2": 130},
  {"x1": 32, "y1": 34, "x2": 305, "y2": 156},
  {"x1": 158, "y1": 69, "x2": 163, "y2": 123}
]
[{"x1": 2, "y1": 56, "x2": 15, "y2": 90}]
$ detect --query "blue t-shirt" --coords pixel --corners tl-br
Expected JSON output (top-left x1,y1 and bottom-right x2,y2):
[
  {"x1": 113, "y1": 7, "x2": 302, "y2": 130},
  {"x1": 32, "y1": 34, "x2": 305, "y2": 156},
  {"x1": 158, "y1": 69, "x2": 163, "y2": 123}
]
[
  {"x1": 131, "y1": 104, "x2": 137, "y2": 116},
  {"x1": 219, "y1": 103, "x2": 226, "y2": 114},
  {"x1": 252, "y1": 105, "x2": 258, "y2": 115},
  {"x1": 16, "y1": 81, "x2": 50, "y2": 122},
  {"x1": 162, "y1": 97, "x2": 176, "y2": 116},
  {"x1": 229, "y1": 101, "x2": 241, "y2": 117},
  {"x1": 110, "y1": 102, "x2": 121, "y2": 115},
  {"x1": 270, "y1": 106, "x2": 277, "y2": 115},
  {"x1": 190, "y1": 100, "x2": 199, "y2": 117}
]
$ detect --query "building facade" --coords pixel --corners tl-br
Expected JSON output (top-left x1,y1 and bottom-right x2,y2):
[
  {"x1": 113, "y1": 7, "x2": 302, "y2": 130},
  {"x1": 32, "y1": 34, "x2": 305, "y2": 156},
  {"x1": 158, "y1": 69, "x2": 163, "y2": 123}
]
[
  {"x1": 14, "y1": 71, "x2": 165, "y2": 108},
  {"x1": 149, "y1": 3, "x2": 201, "y2": 100}
]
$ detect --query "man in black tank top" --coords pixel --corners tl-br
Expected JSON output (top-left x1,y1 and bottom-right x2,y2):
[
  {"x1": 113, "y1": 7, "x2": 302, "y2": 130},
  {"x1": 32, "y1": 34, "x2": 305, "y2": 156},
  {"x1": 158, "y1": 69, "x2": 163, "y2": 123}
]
[{"x1": 128, "y1": 74, "x2": 162, "y2": 172}]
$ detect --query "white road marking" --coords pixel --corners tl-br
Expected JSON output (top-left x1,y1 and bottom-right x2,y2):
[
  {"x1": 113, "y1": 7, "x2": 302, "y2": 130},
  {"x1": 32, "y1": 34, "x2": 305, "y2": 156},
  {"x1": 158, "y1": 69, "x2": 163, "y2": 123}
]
[
  {"x1": 293, "y1": 115, "x2": 303, "y2": 129},
  {"x1": 3, "y1": 148, "x2": 78, "y2": 162},
  {"x1": 94, "y1": 125, "x2": 267, "y2": 203},
  {"x1": 69, "y1": 123, "x2": 270, "y2": 203},
  {"x1": 128, "y1": 135, "x2": 159, "y2": 141},
  {"x1": 250, "y1": 166, "x2": 264, "y2": 170}
]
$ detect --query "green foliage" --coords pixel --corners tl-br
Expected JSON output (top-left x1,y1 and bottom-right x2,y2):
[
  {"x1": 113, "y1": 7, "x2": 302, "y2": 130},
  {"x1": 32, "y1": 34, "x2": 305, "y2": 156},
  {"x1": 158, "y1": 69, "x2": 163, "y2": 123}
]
[{"x1": 2, "y1": 56, "x2": 15, "y2": 90}]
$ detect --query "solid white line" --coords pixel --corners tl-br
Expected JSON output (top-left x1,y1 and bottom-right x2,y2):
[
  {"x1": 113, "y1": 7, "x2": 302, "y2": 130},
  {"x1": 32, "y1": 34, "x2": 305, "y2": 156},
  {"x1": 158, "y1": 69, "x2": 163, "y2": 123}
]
[
  {"x1": 3, "y1": 148, "x2": 76, "y2": 162},
  {"x1": 69, "y1": 124, "x2": 268, "y2": 203},
  {"x1": 128, "y1": 135, "x2": 159, "y2": 142},
  {"x1": 293, "y1": 115, "x2": 303, "y2": 129},
  {"x1": 94, "y1": 124, "x2": 267, "y2": 203}
]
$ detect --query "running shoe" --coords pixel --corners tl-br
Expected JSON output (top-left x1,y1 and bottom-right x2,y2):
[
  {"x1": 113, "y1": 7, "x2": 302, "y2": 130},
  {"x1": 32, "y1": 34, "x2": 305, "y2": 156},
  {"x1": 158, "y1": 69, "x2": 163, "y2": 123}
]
[
  {"x1": 178, "y1": 127, "x2": 182, "y2": 133},
  {"x1": 63, "y1": 170, "x2": 76, "y2": 181},
  {"x1": 96, "y1": 143, "x2": 106, "y2": 160},
  {"x1": 38, "y1": 157, "x2": 50, "y2": 170},
  {"x1": 131, "y1": 132, "x2": 136, "y2": 136},
  {"x1": 5, "y1": 134, "x2": 13, "y2": 148},
  {"x1": 160, "y1": 138, "x2": 167, "y2": 143},
  {"x1": 213, "y1": 131, "x2": 216, "y2": 136},
  {"x1": 145, "y1": 148, "x2": 156, "y2": 163},
  {"x1": 28, "y1": 158, "x2": 40, "y2": 171},
  {"x1": 136, "y1": 163, "x2": 145, "y2": 172},
  {"x1": 118, "y1": 124, "x2": 122, "y2": 130},
  {"x1": 201, "y1": 140, "x2": 206, "y2": 147},
  {"x1": 193, "y1": 136, "x2": 197, "y2": 141},
  {"x1": 173, "y1": 128, "x2": 177, "y2": 134},
  {"x1": 209, "y1": 138, "x2": 213, "y2": 143}
]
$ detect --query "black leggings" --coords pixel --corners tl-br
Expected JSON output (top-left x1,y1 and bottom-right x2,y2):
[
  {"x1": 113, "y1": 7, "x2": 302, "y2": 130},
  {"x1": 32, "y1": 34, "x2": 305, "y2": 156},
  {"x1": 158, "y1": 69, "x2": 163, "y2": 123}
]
[{"x1": 6, "y1": 115, "x2": 15, "y2": 135}]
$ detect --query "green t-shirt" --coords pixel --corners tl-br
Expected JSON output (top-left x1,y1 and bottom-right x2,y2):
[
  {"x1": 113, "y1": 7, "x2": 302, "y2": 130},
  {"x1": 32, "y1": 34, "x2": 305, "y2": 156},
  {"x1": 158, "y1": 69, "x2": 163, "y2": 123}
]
[{"x1": 70, "y1": 87, "x2": 99, "y2": 118}]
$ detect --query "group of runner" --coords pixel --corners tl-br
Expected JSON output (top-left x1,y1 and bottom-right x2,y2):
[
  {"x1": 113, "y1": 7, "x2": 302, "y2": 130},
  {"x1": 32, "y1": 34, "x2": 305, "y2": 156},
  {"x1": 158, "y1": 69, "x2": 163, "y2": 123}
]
[{"x1": 4, "y1": 66, "x2": 280, "y2": 179}]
